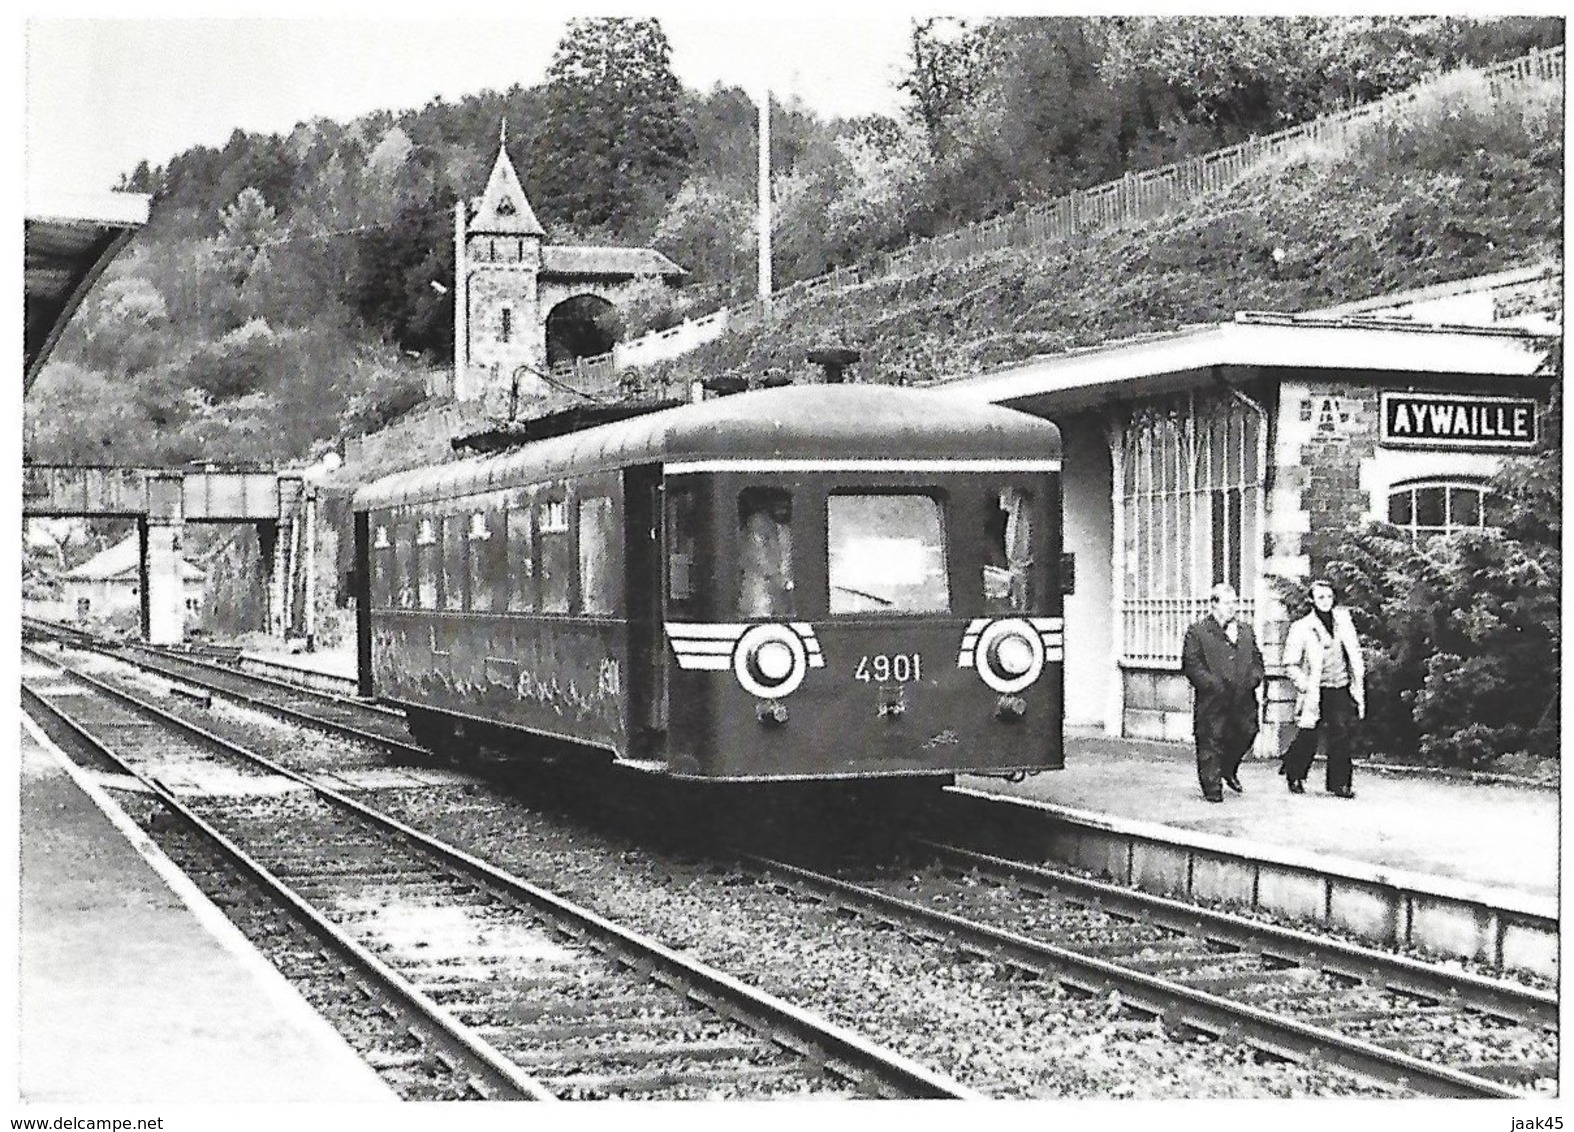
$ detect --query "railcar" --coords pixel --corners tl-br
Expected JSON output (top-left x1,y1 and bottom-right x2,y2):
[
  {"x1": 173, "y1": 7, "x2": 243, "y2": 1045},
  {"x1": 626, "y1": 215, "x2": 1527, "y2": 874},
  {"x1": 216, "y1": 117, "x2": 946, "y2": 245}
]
[{"x1": 350, "y1": 383, "x2": 1065, "y2": 782}]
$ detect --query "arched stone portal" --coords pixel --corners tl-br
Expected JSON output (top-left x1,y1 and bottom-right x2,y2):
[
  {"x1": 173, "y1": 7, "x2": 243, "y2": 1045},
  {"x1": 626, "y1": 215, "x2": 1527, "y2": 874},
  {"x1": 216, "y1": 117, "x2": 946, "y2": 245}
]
[{"x1": 545, "y1": 294, "x2": 620, "y2": 368}]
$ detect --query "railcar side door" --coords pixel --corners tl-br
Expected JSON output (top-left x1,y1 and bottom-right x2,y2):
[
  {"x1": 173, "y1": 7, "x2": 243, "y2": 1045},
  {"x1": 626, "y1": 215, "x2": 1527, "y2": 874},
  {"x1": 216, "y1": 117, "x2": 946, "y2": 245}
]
[
  {"x1": 623, "y1": 465, "x2": 666, "y2": 754},
  {"x1": 353, "y1": 509, "x2": 373, "y2": 698}
]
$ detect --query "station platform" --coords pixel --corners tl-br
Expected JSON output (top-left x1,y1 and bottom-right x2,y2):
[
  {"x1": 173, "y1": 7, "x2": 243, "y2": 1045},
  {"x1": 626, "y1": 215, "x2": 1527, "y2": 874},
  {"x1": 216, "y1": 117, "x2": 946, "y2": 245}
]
[
  {"x1": 964, "y1": 729, "x2": 1558, "y2": 907},
  {"x1": 17, "y1": 717, "x2": 393, "y2": 1103},
  {"x1": 238, "y1": 645, "x2": 1557, "y2": 909}
]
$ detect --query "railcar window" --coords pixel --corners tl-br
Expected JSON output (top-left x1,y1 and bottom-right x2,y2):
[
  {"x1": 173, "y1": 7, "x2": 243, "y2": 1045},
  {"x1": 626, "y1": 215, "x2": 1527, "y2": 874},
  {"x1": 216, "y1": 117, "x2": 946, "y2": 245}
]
[
  {"x1": 393, "y1": 519, "x2": 415, "y2": 609},
  {"x1": 984, "y1": 487, "x2": 1035, "y2": 614},
  {"x1": 827, "y1": 493, "x2": 949, "y2": 615},
  {"x1": 738, "y1": 488, "x2": 795, "y2": 618},
  {"x1": 415, "y1": 517, "x2": 438, "y2": 609},
  {"x1": 505, "y1": 505, "x2": 536, "y2": 612},
  {"x1": 371, "y1": 523, "x2": 392, "y2": 608},
  {"x1": 441, "y1": 514, "x2": 465, "y2": 611},
  {"x1": 666, "y1": 485, "x2": 700, "y2": 618},
  {"x1": 578, "y1": 496, "x2": 618, "y2": 615},
  {"x1": 539, "y1": 497, "x2": 572, "y2": 613},
  {"x1": 467, "y1": 510, "x2": 501, "y2": 612}
]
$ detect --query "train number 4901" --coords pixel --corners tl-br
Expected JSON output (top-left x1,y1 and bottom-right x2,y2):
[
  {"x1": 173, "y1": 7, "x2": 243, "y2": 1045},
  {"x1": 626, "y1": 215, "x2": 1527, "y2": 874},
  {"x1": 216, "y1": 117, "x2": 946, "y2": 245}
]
[{"x1": 854, "y1": 653, "x2": 923, "y2": 683}]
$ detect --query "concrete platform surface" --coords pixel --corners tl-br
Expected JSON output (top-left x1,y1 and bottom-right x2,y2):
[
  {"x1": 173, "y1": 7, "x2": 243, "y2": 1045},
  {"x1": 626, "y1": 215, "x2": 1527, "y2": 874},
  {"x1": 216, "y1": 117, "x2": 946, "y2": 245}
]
[
  {"x1": 18, "y1": 718, "x2": 393, "y2": 1103},
  {"x1": 965, "y1": 729, "x2": 1557, "y2": 904}
]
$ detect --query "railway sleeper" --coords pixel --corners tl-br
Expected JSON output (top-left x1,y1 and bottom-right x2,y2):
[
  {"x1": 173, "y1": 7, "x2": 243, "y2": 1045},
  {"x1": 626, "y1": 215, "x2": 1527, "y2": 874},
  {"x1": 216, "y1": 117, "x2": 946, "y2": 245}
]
[
  {"x1": 1117, "y1": 951, "x2": 1259, "y2": 976},
  {"x1": 475, "y1": 1013, "x2": 725, "y2": 1045},
  {"x1": 412, "y1": 972, "x2": 603, "y2": 999},
  {"x1": 497, "y1": 1037, "x2": 770, "y2": 1070},
  {"x1": 1178, "y1": 971, "x2": 1294, "y2": 996},
  {"x1": 536, "y1": 1060, "x2": 825, "y2": 1099},
  {"x1": 444, "y1": 993, "x2": 666, "y2": 1022},
  {"x1": 1305, "y1": 1003, "x2": 1466, "y2": 1027},
  {"x1": 1457, "y1": 1058, "x2": 1559, "y2": 1085}
]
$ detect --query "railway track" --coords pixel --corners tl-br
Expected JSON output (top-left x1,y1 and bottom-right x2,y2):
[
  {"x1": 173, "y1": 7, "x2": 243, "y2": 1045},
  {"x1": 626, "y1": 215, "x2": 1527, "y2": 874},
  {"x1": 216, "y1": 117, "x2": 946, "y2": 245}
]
[
  {"x1": 21, "y1": 647, "x2": 976, "y2": 1100},
  {"x1": 22, "y1": 620, "x2": 1560, "y2": 1096},
  {"x1": 745, "y1": 845, "x2": 1557, "y2": 1099}
]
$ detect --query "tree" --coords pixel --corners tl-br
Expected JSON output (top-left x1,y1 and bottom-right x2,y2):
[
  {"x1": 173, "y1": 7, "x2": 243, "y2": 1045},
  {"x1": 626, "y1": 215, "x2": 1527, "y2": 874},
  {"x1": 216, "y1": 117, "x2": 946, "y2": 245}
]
[
  {"x1": 899, "y1": 18, "x2": 991, "y2": 159},
  {"x1": 534, "y1": 18, "x2": 693, "y2": 234},
  {"x1": 652, "y1": 177, "x2": 753, "y2": 287},
  {"x1": 216, "y1": 187, "x2": 282, "y2": 285},
  {"x1": 929, "y1": 19, "x2": 1124, "y2": 221}
]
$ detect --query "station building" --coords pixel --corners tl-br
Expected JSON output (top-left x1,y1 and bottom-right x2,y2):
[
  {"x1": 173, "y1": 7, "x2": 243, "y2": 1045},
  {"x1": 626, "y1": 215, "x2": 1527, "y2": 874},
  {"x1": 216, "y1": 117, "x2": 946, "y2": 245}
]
[{"x1": 937, "y1": 263, "x2": 1560, "y2": 754}]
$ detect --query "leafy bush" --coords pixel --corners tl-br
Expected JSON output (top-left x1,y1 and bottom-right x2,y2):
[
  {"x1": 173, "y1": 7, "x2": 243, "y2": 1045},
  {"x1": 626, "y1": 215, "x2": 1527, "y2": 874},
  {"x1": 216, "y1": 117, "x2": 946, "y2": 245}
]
[{"x1": 1312, "y1": 385, "x2": 1561, "y2": 771}]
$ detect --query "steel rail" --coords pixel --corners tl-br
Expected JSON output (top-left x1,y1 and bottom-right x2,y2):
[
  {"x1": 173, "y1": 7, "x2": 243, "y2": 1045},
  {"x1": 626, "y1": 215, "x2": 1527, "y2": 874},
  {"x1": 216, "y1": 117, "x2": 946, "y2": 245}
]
[
  {"x1": 922, "y1": 840, "x2": 1556, "y2": 1030},
  {"x1": 20, "y1": 678, "x2": 557, "y2": 1102},
  {"x1": 133, "y1": 641, "x2": 384, "y2": 712},
  {"x1": 124, "y1": 645, "x2": 422, "y2": 755},
  {"x1": 745, "y1": 854, "x2": 1529, "y2": 1099},
  {"x1": 34, "y1": 630, "x2": 428, "y2": 759},
  {"x1": 22, "y1": 648, "x2": 976, "y2": 1100}
]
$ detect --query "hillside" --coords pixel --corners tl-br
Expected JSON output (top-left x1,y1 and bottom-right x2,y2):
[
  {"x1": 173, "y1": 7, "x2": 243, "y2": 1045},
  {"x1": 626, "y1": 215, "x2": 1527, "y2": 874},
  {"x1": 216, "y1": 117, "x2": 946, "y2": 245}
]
[{"x1": 643, "y1": 73, "x2": 1562, "y2": 390}]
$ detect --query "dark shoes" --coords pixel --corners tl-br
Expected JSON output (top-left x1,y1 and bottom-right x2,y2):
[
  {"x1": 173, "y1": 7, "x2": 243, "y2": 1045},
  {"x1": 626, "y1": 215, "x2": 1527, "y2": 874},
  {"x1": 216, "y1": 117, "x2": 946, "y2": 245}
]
[
  {"x1": 1204, "y1": 794, "x2": 1224, "y2": 804},
  {"x1": 1328, "y1": 787, "x2": 1356, "y2": 799},
  {"x1": 1224, "y1": 775, "x2": 1243, "y2": 794},
  {"x1": 1287, "y1": 779, "x2": 1305, "y2": 794}
]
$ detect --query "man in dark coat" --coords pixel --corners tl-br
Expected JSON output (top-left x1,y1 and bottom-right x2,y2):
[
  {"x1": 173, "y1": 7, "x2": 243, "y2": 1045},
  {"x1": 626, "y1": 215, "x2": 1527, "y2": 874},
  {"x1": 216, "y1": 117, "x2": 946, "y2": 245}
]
[{"x1": 1181, "y1": 583, "x2": 1265, "y2": 803}]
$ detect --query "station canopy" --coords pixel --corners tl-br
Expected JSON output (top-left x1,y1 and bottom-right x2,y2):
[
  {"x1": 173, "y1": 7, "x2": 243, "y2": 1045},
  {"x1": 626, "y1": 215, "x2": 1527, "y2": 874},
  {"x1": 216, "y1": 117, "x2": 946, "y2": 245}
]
[{"x1": 25, "y1": 190, "x2": 150, "y2": 393}]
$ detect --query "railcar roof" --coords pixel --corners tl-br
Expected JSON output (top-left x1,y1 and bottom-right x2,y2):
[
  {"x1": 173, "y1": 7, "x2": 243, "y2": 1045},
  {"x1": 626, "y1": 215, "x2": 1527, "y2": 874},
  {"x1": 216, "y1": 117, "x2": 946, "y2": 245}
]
[{"x1": 354, "y1": 384, "x2": 1061, "y2": 509}]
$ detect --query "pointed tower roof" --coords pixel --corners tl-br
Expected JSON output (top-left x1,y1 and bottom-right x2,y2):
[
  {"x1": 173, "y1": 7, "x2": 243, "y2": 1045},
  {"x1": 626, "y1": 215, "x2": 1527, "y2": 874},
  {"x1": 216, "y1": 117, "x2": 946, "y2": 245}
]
[{"x1": 471, "y1": 129, "x2": 545, "y2": 236}]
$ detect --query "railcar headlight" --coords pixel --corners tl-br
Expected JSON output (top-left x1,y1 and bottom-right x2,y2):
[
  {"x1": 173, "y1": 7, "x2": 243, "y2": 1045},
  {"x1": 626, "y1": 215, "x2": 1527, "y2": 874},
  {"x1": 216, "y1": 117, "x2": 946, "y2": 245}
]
[
  {"x1": 973, "y1": 618, "x2": 1045, "y2": 694},
  {"x1": 989, "y1": 633, "x2": 1037, "y2": 678},
  {"x1": 733, "y1": 624, "x2": 809, "y2": 699},
  {"x1": 752, "y1": 639, "x2": 796, "y2": 683}
]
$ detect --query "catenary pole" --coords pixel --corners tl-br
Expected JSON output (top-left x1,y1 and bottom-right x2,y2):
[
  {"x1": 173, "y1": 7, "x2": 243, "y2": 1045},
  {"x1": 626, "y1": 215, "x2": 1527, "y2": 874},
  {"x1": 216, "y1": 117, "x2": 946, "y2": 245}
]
[{"x1": 758, "y1": 86, "x2": 772, "y2": 313}]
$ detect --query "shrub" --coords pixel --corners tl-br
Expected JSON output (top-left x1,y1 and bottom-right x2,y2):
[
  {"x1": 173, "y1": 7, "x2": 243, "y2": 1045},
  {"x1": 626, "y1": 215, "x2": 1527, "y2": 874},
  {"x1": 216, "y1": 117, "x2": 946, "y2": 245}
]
[{"x1": 1312, "y1": 406, "x2": 1561, "y2": 771}]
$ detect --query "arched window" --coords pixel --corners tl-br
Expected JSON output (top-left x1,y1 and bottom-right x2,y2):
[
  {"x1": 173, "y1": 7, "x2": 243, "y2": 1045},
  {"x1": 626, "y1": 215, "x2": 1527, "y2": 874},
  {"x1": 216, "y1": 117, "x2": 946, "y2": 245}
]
[{"x1": 1386, "y1": 477, "x2": 1503, "y2": 539}]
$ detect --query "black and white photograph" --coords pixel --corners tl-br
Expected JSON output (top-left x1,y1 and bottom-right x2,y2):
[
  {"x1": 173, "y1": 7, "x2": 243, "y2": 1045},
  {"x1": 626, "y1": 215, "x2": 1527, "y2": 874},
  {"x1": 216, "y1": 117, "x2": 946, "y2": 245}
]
[{"x1": 16, "y1": 7, "x2": 1566, "y2": 1125}]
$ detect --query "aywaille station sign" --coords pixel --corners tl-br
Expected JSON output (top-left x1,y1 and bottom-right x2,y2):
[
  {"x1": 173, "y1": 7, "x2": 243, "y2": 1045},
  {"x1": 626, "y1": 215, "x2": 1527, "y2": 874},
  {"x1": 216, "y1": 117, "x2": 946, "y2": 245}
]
[{"x1": 1380, "y1": 392, "x2": 1539, "y2": 451}]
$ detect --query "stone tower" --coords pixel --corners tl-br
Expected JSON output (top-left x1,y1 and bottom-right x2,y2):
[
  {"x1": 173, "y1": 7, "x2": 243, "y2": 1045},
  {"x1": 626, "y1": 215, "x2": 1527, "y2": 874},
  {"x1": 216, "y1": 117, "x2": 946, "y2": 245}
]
[{"x1": 453, "y1": 132, "x2": 548, "y2": 405}]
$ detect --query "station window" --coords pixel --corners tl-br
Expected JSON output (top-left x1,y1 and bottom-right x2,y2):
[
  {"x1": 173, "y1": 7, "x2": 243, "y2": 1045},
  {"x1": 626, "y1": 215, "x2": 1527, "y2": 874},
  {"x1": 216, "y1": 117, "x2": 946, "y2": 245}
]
[
  {"x1": 1116, "y1": 393, "x2": 1261, "y2": 665},
  {"x1": 577, "y1": 496, "x2": 618, "y2": 615},
  {"x1": 1387, "y1": 479, "x2": 1501, "y2": 539},
  {"x1": 984, "y1": 487, "x2": 1034, "y2": 614},
  {"x1": 415, "y1": 517, "x2": 438, "y2": 609},
  {"x1": 827, "y1": 493, "x2": 949, "y2": 615},
  {"x1": 738, "y1": 488, "x2": 794, "y2": 618},
  {"x1": 501, "y1": 307, "x2": 512, "y2": 344},
  {"x1": 539, "y1": 496, "x2": 573, "y2": 613},
  {"x1": 505, "y1": 504, "x2": 536, "y2": 612},
  {"x1": 441, "y1": 514, "x2": 465, "y2": 611},
  {"x1": 467, "y1": 510, "x2": 502, "y2": 612}
]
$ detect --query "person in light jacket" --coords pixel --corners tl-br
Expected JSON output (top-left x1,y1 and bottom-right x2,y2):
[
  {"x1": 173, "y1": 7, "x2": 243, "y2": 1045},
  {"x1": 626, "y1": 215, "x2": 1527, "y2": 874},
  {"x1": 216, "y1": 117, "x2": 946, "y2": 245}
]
[
  {"x1": 1181, "y1": 584, "x2": 1265, "y2": 803},
  {"x1": 1279, "y1": 579, "x2": 1366, "y2": 798}
]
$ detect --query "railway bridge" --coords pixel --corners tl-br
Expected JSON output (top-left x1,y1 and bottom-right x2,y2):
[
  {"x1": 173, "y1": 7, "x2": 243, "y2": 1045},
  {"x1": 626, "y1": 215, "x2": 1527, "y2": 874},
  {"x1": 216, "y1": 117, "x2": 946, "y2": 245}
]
[{"x1": 23, "y1": 465, "x2": 316, "y2": 645}]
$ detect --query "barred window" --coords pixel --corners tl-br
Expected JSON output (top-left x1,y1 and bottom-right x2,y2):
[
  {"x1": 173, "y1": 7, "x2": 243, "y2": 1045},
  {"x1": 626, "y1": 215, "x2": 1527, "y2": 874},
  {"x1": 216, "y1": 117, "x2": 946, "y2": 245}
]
[
  {"x1": 1387, "y1": 478, "x2": 1501, "y2": 539},
  {"x1": 1117, "y1": 393, "x2": 1261, "y2": 665}
]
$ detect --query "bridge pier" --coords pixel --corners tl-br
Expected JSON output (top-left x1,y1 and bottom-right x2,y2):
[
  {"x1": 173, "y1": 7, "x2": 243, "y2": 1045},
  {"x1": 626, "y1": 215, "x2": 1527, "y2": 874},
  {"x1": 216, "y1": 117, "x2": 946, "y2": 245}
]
[
  {"x1": 137, "y1": 520, "x2": 187, "y2": 646},
  {"x1": 139, "y1": 473, "x2": 187, "y2": 645}
]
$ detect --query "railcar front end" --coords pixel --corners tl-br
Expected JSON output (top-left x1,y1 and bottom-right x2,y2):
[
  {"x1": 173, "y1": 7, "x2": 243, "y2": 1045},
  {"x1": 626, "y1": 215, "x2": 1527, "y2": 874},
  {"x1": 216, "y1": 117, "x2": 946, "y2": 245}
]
[{"x1": 652, "y1": 457, "x2": 1065, "y2": 781}]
